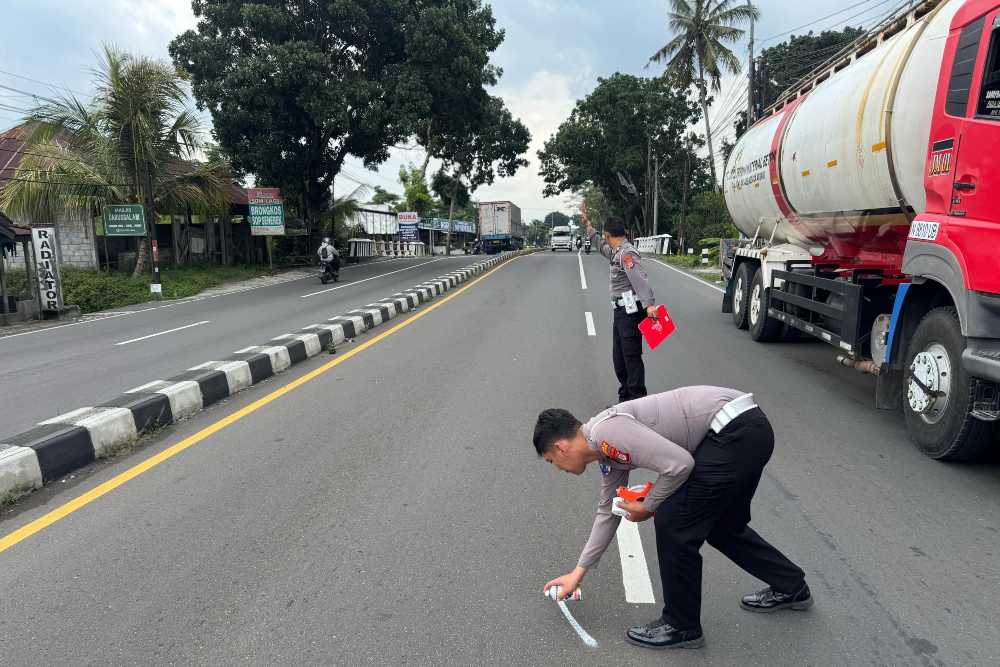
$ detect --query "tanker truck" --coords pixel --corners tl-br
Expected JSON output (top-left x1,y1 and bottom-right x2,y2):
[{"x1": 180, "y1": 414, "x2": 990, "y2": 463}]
[{"x1": 721, "y1": 0, "x2": 1000, "y2": 461}]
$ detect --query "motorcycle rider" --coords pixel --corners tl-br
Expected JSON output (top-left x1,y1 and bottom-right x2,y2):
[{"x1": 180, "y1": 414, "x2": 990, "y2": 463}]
[{"x1": 318, "y1": 237, "x2": 340, "y2": 279}]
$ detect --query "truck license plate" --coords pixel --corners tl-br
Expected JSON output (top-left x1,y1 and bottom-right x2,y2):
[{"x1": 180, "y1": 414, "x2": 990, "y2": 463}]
[{"x1": 909, "y1": 221, "x2": 940, "y2": 241}]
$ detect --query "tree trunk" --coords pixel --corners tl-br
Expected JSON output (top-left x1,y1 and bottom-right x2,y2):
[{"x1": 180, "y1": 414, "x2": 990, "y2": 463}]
[
  {"x1": 446, "y1": 189, "x2": 456, "y2": 256},
  {"x1": 132, "y1": 163, "x2": 156, "y2": 278},
  {"x1": 699, "y1": 77, "x2": 719, "y2": 191},
  {"x1": 419, "y1": 119, "x2": 433, "y2": 178}
]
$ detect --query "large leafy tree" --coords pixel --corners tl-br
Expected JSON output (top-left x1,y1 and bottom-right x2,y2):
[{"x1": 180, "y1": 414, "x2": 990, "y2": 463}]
[
  {"x1": 0, "y1": 45, "x2": 230, "y2": 277},
  {"x1": 170, "y1": 0, "x2": 506, "y2": 237},
  {"x1": 432, "y1": 94, "x2": 529, "y2": 253},
  {"x1": 538, "y1": 73, "x2": 700, "y2": 235},
  {"x1": 732, "y1": 26, "x2": 865, "y2": 139},
  {"x1": 648, "y1": 0, "x2": 759, "y2": 189}
]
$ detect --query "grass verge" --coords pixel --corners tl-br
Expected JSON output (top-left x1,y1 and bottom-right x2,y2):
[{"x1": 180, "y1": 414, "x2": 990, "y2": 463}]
[{"x1": 2, "y1": 264, "x2": 275, "y2": 314}]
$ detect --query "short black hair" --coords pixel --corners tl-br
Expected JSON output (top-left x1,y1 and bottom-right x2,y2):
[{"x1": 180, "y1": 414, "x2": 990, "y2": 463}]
[
  {"x1": 533, "y1": 409, "x2": 581, "y2": 456},
  {"x1": 605, "y1": 217, "x2": 627, "y2": 238}
]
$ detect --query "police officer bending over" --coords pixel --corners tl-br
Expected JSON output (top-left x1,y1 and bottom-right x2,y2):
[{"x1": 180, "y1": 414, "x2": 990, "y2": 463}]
[
  {"x1": 534, "y1": 387, "x2": 812, "y2": 650},
  {"x1": 586, "y1": 216, "x2": 655, "y2": 402}
]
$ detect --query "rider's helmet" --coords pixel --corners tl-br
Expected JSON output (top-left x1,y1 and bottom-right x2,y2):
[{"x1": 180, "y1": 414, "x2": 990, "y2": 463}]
[{"x1": 323, "y1": 237, "x2": 331, "y2": 244}]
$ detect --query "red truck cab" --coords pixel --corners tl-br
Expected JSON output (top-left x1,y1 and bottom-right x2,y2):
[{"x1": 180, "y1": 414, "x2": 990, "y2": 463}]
[{"x1": 890, "y1": 0, "x2": 1000, "y2": 458}]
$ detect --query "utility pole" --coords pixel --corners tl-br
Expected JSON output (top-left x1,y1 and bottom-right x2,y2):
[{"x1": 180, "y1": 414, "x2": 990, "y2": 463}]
[
  {"x1": 680, "y1": 135, "x2": 692, "y2": 254},
  {"x1": 652, "y1": 155, "x2": 659, "y2": 236},
  {"x1": 747, "y1": 0, "x2": 756, "y2": 124}
]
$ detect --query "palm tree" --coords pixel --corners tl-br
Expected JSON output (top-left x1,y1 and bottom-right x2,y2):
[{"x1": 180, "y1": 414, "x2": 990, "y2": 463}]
[
  {"x1": 649, "y1": 0, "x2": 759, "y2": 189},
  {"x1": 321, "y1": 184, "x2": 368, "y2": 241},
  {"x1": 0, "y1": 45, "x2": 231, "y2": 277}
]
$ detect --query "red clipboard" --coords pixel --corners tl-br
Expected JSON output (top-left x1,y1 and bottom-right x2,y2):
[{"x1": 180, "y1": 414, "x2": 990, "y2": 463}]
[{"x1": 638, "y1": 304, "x2": 676, "y2": 350}]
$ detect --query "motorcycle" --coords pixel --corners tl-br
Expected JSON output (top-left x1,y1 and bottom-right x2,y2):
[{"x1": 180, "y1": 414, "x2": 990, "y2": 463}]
[
  {"x1": 320, "y1": 259, "x2": 340, "y2": 284},
  {"x1": 584, "y1": 238, "x2": 592, "y2": 254}
]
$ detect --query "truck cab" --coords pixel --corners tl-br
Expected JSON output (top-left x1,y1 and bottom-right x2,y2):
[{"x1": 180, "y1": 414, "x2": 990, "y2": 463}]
[{"x1": 550, "y1": 226, "x2": 573, "y2": 252}]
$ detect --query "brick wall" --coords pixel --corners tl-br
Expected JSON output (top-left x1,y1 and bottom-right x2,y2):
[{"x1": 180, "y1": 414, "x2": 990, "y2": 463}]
[{"x1": 5, "y1": 213, "x2": 98, "y2": 270}]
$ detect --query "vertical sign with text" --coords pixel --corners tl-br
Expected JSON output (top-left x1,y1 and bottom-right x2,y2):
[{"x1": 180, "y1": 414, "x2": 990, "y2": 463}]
[
  {"x1": 248, "y1": 188, "x2": 285, "y2": 236},
  {"x1": 32, "y1": 227, "x2": 63, "y2": 312},
  {"x1": 398, "y1": 211, "x2": 418, "y2": 241}
]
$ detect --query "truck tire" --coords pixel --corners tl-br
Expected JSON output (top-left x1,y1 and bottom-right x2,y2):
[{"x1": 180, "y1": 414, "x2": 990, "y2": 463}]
[
  {"x1": 732, "y1": 262, "x2": 752, "y2": 329},
  {"x1": 902, "y1": 307, "x2": 997, "y2": 461},
  {"x1": 748, "y1": 268, "x2": 783, "y2": 342}
]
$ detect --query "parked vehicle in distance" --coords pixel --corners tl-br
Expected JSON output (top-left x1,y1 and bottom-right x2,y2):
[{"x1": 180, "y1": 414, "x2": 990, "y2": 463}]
[{"x1": 478, "y1": 201, "x2": 524, "y2": 254}]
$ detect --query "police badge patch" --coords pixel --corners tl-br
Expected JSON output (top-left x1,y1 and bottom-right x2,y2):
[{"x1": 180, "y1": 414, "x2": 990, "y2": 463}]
[{"x1": 601, "y1": 441, "x2": 631, "y2": 465}]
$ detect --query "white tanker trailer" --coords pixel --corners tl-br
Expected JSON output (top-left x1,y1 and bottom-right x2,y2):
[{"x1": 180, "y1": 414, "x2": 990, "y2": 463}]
[{"x1": 721, "y1": 0, "x2": 1000, "y2": 460}]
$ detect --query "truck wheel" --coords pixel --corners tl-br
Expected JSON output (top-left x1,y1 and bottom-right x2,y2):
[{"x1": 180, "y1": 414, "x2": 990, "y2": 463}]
[
  {"x1": 732, "y1": 263, "x2": 752, "y2": 329},
  {"x1": 748, "y1": 268, "x2": 783, "y2": 342},
  {"x1": 902, "y1": 307, "x2": 997, "y2": 461}
]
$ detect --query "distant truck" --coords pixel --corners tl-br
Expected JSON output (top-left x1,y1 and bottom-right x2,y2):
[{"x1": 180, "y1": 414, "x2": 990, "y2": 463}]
[
  {"x1": 550, "y1": 225, "x2": 574, "y2": 251},
  {"x1": 721, "y1": 0, "x2": 1000, "y2": 461},
  {"x1": 478, "y1": 201, "x2": 524, "y2": 254}
]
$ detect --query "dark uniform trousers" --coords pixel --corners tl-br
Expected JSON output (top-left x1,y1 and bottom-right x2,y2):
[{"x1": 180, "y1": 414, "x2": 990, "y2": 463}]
[
  {"x1": 612, "y1": 306, "x2": 647, "y2": 401},
  {"x1": 653, "y1": 408, "x2": 806, "y2": 631}
]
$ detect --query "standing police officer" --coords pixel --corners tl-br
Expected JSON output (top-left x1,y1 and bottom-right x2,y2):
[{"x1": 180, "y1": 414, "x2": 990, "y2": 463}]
[{"x1": 586, "y1": 216, "x2": 656, "y2": 402}]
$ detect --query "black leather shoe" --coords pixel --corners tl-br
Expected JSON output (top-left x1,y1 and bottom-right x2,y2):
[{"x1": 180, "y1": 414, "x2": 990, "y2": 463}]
[
  {"x1": 625, "y1": 617, "x2": 705, "y2": 649},
  {"x1": 741, "y1": 583, "x2": 813, "y2": 613}
]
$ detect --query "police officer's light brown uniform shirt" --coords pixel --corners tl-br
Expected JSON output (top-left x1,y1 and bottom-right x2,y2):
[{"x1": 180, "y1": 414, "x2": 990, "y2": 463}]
[
  {"x1": 589, "y1": 231, "x2": 654, "y2": 305},
  {"x1": 577, "y1": 386, "x2": 746, "y2": 568}
]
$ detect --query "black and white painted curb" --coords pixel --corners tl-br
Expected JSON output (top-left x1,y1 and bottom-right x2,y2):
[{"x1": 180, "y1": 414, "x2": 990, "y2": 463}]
[{"x1": 0, "y1": 250, "x2": 530, "y2": 500}]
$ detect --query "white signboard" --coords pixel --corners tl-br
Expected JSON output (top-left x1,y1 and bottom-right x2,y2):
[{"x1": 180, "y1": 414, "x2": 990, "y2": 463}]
[
  {"x1": 398, "y1": 212, "x2": 418, "y2": 224},
  {"x1": 31, "y1": 227, "x2": 63, "y2": 312}
]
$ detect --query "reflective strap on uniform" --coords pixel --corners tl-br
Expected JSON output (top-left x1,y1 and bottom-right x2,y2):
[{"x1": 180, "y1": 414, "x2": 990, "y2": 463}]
[
  {"x1": 586, "y1": 409, "x2": 636, "y2": 445},
  {"x1": 709, "y1": 394, "x2": 757, "y2": 433}
]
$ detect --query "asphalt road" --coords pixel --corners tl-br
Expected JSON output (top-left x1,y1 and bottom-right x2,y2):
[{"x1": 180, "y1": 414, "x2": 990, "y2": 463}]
[
  {"x1": 0, "y1": 255, "x2": 481, "y2": 435},
  {"x1": 1, "y1": 250, "x2": 998, "y2": 666}
]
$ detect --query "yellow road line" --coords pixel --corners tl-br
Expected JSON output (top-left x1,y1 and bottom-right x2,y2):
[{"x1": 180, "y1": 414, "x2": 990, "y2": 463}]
[{"x1": 0, "y1": 257, "x2": 521, "y2": 556}]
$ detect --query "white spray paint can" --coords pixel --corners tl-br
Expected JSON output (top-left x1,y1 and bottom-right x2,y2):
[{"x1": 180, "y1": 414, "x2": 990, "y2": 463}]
[{"x1": 545, "y1": 586, "x2": 582, "y2": 602}]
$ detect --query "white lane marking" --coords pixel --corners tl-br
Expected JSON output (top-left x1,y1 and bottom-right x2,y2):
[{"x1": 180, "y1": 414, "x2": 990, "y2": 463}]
[
  {"x1": 577, "y1": 250, "x2": 588, "y2": 290},
  {"x1": 649, "y1": 258, "x2": 726, "y2": 294},
  {"x1": 114, "y1": 320, "x2": 211, "y2": 346},
  {"x1": 585, "y1": 312, "x2": 596, "y2": 337},
  {"x1": 300, "y1": 258, "x2": 447, "y2": 298},
  {"x1": 0, "y1": 259, "x2": 416, "y2": 343},
  {"x1": 556, "y1": 599, "x2": 599, "y2": 648},
  {"x1": 616, "y1": 520, "x2": 657, "y2": 604}
]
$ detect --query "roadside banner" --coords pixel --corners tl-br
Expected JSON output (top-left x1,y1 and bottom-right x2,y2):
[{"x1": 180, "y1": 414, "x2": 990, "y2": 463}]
[{"x1": 248, "y1": 188, "x2": 285, "y2": 236}]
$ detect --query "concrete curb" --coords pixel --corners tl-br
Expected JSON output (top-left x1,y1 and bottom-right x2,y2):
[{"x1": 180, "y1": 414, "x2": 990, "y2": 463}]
[{"x1": 0, "y1": 250, "x2": 531, "y2": 502}]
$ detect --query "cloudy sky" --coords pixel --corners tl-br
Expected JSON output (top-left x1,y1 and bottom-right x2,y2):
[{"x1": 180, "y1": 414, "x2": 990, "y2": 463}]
[{"x1": 0, "y1": 0, "x2": 899, "y2": 220}]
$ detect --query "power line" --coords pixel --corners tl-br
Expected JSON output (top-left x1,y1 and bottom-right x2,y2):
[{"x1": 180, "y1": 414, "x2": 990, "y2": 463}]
[
  {"x1": 0, "y1": 69, "x2": 89, "y2": 97},
  {"x1": 759, "y1": 0, "x2": 886, "y2": 44}
]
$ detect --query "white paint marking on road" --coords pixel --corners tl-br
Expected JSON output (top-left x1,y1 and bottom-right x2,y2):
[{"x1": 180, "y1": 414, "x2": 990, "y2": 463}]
[
  {"x1": 556, "y1": 600, "x2": 599, "y2": 649},
  {"x1": 577, "y1": 250, "x2": 588, "y2": 290},
  {"x1": 649, "y1": 258, "x2": 726, "y2": 294},
  {"x1": 299, "y1": 258, "x2": 446, "y2": 298},
  {"x1": 114, "y1": 320, "x2": 211, "y2": 346},
  {"x1": 585, "y1": 311, "x2": 596, "y2": 337},
  {"x1": 616, "y1": 520, "x2": 657, "y2": 604}
]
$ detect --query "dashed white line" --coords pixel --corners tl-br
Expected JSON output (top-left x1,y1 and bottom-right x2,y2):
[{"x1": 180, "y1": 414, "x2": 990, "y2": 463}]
[
  {"x1": 616, "y1": 520, "x2": 657, "y2": 604},
  {"x1": 300, "y1": 259, "x2": 447, "y2": 298},
  {"x1": 577, "y1": 251, "x2": 588, "y2": 290},
  {"x1": 585, "y1": 311, "x2": 596, "y2": 337},
  {"x1": 114, "y1": 320, "x2": 211, "y2": 346},
  {"x1": 649, "y1": 258, "x2": 726, "y2": 294}
]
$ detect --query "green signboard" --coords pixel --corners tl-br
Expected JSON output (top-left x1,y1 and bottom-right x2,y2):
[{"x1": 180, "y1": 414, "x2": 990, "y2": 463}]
[
  {"x1": 248, "y1": 188, "x2": 285, "y2": 236},
  {"x1": 103, "y1": 204, "x2": 147, "y2": 237}
]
